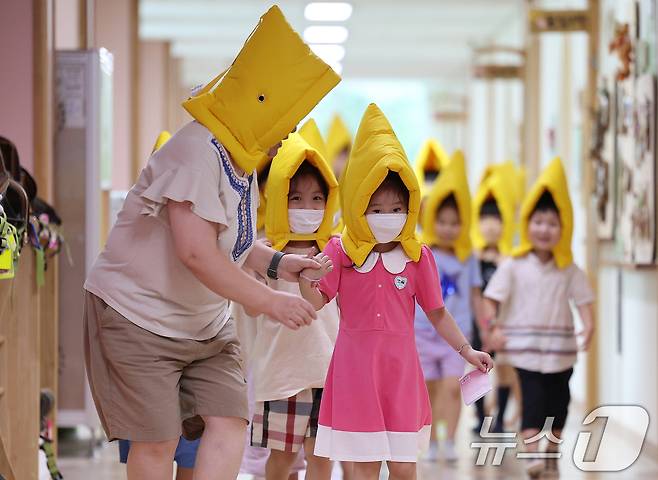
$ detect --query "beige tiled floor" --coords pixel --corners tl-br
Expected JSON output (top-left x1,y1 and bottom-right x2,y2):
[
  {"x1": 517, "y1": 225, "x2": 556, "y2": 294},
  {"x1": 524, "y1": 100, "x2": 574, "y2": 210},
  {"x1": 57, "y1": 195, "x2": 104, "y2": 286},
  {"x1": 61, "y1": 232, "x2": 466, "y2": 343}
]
[{"x1": 59, "y1": 405, "x2": 658, "y2": 480}]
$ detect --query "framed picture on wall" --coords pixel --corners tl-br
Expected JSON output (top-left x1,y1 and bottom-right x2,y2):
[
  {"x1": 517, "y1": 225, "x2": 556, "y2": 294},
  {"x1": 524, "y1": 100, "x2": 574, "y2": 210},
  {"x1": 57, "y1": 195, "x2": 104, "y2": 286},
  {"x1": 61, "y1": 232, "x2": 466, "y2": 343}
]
[
  {"x1": 594, "y1": 79, "x2": 617, "y2": 240},
  {"x1": 616, "y1": 77, "x2": 635, "y2": 261},
  {"x1": 630, "y1": 74, "x2": 656, "y2": 264}
]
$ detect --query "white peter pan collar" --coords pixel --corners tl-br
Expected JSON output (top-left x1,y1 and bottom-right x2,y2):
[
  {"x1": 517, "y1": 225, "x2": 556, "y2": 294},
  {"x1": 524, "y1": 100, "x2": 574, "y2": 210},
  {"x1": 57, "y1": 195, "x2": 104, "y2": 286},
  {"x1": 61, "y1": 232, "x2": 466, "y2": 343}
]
[{"x1": 340, "y1": 238, "x2": 412, "y2": 274}]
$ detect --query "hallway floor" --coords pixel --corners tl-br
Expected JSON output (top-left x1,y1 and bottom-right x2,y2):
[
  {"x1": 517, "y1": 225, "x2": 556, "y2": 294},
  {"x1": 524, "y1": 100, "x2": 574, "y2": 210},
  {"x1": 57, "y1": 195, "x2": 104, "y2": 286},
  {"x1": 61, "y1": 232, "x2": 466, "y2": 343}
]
[{"x1": 58, "y1": 404, "x2": 658, "y2": 480}]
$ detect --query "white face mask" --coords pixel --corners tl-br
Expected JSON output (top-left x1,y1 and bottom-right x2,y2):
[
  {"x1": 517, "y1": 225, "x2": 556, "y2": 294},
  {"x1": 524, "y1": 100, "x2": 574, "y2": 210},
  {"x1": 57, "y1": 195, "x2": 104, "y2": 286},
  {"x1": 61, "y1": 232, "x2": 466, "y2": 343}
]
[
  {"x1": 366, "y1": 213, "x2": 407, "y2": 243},
  {"x1": 288, "y1": 209, "x2": 325, "y2": 234}
]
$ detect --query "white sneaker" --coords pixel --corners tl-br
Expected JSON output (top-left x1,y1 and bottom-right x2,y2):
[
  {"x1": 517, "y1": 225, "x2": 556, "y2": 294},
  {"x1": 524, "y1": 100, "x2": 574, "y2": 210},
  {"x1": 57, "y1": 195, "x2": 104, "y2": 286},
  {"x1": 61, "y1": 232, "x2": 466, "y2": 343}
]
[
  {"x1": 424, "y1": 441, "x2": 438, "y2": 462},
  {"x1": 440, "y1": 439, "x2": 458, "y2": 462}
]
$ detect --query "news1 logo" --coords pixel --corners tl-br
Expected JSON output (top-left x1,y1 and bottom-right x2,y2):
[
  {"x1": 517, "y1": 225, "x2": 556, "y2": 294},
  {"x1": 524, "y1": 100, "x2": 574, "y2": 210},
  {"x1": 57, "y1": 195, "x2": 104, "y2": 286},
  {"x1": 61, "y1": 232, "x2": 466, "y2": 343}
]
[
  {"x1": 470, "y1": 405, "x2": 650, "y2": 472},
  {"x1": 573, "y1": 405, "x2": 649, "y2": 472}
]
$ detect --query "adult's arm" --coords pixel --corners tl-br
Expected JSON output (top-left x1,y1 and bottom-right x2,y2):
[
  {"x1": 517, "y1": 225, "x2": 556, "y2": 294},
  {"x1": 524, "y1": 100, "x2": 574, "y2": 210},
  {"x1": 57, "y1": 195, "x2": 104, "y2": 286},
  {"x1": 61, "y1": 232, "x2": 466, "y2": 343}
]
[
  {"x1": 244, "y1": 240, "x2": 321, "y2": 282},
  {"x1": 168, "y1": 200, "x2": 316, "y2": 329}
]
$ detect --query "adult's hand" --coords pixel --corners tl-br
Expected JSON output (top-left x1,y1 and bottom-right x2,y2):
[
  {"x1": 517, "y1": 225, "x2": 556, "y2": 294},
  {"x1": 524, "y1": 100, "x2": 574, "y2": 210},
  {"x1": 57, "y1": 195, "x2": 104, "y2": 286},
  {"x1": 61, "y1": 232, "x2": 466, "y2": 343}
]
[
  {"x1": 277, "y1": 253, "x2": 321, "y2": 282},
  {"x1": 265, "y1": 290, "x2": 318, "y2": 329},
  {"x1": 244, "y1": 240, "x2": 321, "y2": 282}
]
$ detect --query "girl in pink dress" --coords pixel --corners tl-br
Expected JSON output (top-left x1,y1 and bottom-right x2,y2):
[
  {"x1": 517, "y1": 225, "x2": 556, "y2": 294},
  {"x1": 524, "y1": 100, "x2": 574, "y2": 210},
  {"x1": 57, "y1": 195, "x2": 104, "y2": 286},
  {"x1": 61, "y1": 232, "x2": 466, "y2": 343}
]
[{"x1": 299, "y1": 104, "x2": 493, "y2": 479}]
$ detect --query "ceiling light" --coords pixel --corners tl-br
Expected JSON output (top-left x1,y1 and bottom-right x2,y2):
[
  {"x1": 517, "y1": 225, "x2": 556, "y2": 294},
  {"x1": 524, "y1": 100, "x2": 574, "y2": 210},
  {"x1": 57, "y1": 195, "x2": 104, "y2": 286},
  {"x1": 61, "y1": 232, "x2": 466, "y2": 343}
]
[
  {"x1": 304, "y1": 3, "x2": 353, "y2": 22},
  {"x1": 303, "y1": 25, "x2": 349, "y2": 44},
  {"x1": 309, "y1": 44, "x2": 346, "y2": 63}
]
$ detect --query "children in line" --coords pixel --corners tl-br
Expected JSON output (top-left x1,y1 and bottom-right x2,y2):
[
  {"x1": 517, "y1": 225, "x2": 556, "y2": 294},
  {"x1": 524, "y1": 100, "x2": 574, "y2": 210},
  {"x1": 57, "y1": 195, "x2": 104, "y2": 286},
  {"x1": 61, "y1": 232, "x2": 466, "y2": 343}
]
[
  {"x1": 249, "y1": 128, "x2": 340, "y2": 480},
  {"x1": 298, "y1": 104, "x2": 493, "y2": 480},
  {"x1": 414, "y1": 152, "x2": 484, "y2": 461},
  {"x1": 470, "y1": 162, "x2": 522, "y2": 434},
  {"x1": 483, "y1": 157, "x2": 595, "y2": 478}
]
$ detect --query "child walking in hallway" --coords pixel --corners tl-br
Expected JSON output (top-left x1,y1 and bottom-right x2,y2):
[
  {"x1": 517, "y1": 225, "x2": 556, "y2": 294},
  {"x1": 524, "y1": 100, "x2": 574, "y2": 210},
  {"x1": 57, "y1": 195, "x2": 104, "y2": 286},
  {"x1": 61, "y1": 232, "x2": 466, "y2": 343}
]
[
  {"x1": 470, "y1": 163, "x2": 523, "y2": 434},
  {"x1": 484, "y1": 158, "x2": 595, "y2": 478},
  {"x1": 299, "y1": 104, "x2": 493, "y2": 480},
  {"x1": 249, "y1": 127, "x2": 340, "y2": 480},
  {"x1": 414, "y1": 152, "x2": 484, "y2": 462}
]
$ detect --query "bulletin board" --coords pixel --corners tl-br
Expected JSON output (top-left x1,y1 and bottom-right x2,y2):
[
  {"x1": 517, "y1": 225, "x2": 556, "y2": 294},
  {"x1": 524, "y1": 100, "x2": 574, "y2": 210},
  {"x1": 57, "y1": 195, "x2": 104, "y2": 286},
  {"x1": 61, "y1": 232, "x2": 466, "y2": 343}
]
[{"x1": 596, "y1": 0, "x2": 658, "y2": 266}]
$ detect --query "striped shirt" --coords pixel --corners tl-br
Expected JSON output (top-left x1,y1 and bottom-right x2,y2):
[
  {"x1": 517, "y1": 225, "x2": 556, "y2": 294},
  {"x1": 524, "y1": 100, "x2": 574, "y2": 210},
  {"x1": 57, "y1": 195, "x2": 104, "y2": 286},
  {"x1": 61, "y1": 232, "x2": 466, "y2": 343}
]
[{"x1": 484, "y1": 253, "x2": 594, "y2": 373}]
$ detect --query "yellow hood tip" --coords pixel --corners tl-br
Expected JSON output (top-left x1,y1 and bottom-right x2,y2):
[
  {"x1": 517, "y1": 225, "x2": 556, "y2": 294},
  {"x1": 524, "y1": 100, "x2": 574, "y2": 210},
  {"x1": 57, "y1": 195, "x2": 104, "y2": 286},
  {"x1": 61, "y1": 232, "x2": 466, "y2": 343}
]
[
  {"x1": 414, "y1": 139, "x2": 451, "y2": 195},
  {"x1": 299, "y1": 118, "x2": 329, "y2": 160},
  {"x1": 513, "y1": 157, "x2": 574, "y2": 269},
  {"x1": 479, "y1": 161, "x2": 522, "y2": 200},
  {"x1": 264, "y1": 132, "x2": 339, "y2": 252},
  {"x1": 151, "y1": 131, "x2": 171, "y2": 153},
  {"x1": 420, "y1": 150, "x2": 473, "y2": 262},
  {"x1": 182, "y1": 5, "x2": 341, "y2": 175},
  {"x1": 471, "y1": 163, "x2": 519, "y2": 255},
  {"x1": 326, "y1": 114, "x2": 352, "y2": 165},
  {"x1": 340, "y1": 103, "x2": 422, "y2": 267}
]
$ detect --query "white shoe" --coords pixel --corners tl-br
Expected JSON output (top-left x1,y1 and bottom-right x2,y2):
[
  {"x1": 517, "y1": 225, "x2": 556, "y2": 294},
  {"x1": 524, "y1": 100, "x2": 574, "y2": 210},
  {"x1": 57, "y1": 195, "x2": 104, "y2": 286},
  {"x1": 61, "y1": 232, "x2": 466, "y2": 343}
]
[
  {"x1": 440, "y1": 440, "x2": 458, "y2": 462},
  {"x1": 424, "y1": 442, "x2": 438, "y2": 462}
]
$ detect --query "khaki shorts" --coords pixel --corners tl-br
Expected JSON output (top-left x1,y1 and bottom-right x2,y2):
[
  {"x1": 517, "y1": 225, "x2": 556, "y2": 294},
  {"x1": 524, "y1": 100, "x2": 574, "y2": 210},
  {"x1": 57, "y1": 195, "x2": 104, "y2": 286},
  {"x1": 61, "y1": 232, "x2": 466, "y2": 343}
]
[{"x1": 83, "y1": 291, "x2": 248, "y2": 442}]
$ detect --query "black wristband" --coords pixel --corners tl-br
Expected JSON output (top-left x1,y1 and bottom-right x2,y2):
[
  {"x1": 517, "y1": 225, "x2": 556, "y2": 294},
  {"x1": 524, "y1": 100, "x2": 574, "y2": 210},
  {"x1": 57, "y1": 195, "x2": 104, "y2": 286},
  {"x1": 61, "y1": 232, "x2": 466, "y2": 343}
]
[{"x1": 267, "y1": 251, "x2": 286, "y2": 280}]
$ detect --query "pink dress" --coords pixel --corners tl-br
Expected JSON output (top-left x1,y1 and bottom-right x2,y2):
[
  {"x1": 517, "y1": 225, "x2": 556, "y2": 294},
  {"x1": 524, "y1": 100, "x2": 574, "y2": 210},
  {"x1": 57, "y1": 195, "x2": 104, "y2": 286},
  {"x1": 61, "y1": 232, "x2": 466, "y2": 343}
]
[{"x1": 314, "y1": 238, "x2": 444, "y2": 462}]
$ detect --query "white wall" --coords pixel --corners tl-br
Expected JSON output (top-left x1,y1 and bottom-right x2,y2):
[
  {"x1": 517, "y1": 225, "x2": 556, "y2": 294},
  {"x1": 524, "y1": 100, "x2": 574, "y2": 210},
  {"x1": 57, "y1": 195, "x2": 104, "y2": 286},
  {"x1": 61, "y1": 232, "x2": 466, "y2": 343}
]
[
  {"x1": 598, "y1": 259, "x2": 658, "y2": 445},
  {"x1": 594, "y1": 0, "x2": 658, "y2": 448}
]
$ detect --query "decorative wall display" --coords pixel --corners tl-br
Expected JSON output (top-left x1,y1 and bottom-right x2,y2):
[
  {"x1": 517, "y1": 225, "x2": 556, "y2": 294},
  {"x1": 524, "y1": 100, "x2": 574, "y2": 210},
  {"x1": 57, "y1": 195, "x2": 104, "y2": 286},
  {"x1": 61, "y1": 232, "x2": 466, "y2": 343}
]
[
  {"x1": 616, "y1": 76, "x2": 636, "y2": 262},
  {"x1": 629, "y1": 74, "x2": 656, "y2": 264},
  {"x1": 609, "y1": 22, "x2": 634, "y2": 81},
  {"x1": 607, "y1": 0, "x2": 658, "y2": 266},
  {"x1": 592, "y1": 79, "x2": 617, "y2": 240}
]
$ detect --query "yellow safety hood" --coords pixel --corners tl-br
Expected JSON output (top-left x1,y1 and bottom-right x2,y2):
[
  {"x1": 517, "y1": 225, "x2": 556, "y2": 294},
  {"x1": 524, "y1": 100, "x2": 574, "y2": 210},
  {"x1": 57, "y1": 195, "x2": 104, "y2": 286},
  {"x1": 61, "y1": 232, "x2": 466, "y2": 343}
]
[
  {"x1": 182, "y1": 5, "x2": 341, "y2": 174},
  {"x1": 414, "y1": 139, "x2": 450, "y2": 195},
  {"x1": 479, "y1": 160, "x2": 525, "y2": 205},
  {"x1": 265, "y1": 132, "x2": 339, "y2": 251},
  {"x1": 471, "y1": 162, "x2": 518, "y2": 255},
  {"x1": 151, "y1": 131, "x2": 171, "y2": 153},
  {"x1": 341, "y1": 104, "x2": 422, "y2": 266},
  {"x1": 420, "y1": 150, "x2": 472, "y2": 261},
  {"x1": 326, "y1": 114, "x2": 352, "y2": 166},
  {"x1": 514, "y1": 157, "x2": 574, "y2": 268},
  {"x1": 299, "y1": 118, "x2": 329, "y2": 160}
]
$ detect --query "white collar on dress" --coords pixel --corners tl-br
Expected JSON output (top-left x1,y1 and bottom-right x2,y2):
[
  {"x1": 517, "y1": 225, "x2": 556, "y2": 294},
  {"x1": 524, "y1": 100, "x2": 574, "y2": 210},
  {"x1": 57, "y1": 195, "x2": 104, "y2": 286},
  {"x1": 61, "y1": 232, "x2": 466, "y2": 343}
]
[{"x1": 339, "y1": 238, "x2": 412, "y2": 274}]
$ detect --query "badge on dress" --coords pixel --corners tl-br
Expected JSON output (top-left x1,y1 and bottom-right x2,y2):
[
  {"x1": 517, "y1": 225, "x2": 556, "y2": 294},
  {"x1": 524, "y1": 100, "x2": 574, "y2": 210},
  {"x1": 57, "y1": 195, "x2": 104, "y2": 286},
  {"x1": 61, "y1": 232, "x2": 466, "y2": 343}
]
[{"x1": 394, "y1": 275, "x2": 408, "y2": 290}]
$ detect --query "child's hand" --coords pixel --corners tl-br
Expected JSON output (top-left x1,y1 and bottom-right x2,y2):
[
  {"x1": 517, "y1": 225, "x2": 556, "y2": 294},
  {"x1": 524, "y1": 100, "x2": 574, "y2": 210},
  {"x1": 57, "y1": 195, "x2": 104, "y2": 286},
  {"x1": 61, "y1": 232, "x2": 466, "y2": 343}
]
[
  {"x1": 257, "y1": 238, "x2": 273, "y2": 248},
  {"x1": 577, "y1": 323, "x2": 594, "y2": 351},
  {"x1": 462, "y1": 346, "x2": 494, "y2": 373},
  {"x1": 488, "y1": 326, "x2": 507, "y2": 351},
  {"x1": 300, "y1": 253, "x2": 333, "y2": 282}
]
